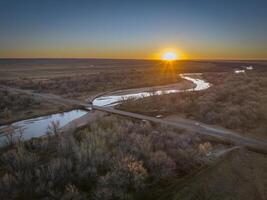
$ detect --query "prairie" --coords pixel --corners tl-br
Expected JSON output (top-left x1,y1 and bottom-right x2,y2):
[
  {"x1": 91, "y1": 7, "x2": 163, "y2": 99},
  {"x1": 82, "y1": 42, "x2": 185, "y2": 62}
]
[
  {"x1": 1, "y1": 59, "x2": 266, "y2": 100},
  {"x1": 0, "y1": 89, "x2": 74, "y2": 125},
  {"x1": 118, "y1": 70, "x2": 267, "y2": 140},
  {"x1": 2, "y1": 59, "x2": 262, "y2": 124},
  {"x1": 0, "y1": 59, "x2": 267, "y2": 200}
]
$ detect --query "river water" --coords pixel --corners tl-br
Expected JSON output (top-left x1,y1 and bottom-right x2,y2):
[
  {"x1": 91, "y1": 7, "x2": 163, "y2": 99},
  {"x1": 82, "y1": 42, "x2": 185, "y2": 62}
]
[
  {"x1": 0, "y1": 73, "x2": 210, "y2": 145},
  {"x1": 0, "y1": 109, "x2": 87, "y2": 145},
  {"x1": 93, "y1": 73, "x2": 210, "y2": 107}
]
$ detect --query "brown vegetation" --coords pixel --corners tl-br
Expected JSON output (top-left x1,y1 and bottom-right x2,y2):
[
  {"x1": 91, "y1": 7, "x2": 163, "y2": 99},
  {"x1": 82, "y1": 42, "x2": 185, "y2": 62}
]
[
  {"x1": 0, "y1": 89, "x2": 72, "y2": 125},
  {"x1": 0, "y1": 116, "x2": 209, "y2": 199},
  {"x1": 148, "y1": 148, "x2": 267, "y2": 200},
  {"x1": 118, "y1": 71, "x2": 267, "y2": 140},
  {"x1": 0, "y1": 70, "x2": 182, "y2": 99},
  {"x1": 1, "y1": 59, "x2": 265, "y2": 99}
]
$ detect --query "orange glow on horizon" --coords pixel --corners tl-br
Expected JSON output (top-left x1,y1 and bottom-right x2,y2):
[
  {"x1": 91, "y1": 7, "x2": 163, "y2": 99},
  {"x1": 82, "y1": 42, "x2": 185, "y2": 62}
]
[
  {"x1": 161, "y1": 52, "x2": 178, "y2": 61},
  {"x1": 151, "y1": 48, "x2": 187, "y2": 60}
]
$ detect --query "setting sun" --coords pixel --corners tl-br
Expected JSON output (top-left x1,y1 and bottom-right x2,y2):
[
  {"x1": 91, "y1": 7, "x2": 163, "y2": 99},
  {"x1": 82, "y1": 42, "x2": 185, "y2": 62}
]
[{"x1": 161, "y1": 52, "x2": 179, "y2": 61}]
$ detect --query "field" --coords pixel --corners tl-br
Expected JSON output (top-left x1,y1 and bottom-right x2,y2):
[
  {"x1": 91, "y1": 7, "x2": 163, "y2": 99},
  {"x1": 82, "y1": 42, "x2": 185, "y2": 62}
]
[
  {"x1": 1, "y1": 59, "x2": 266, "y2": 100},
  {"x1": 1, "y1": 0, "x2": 267, "y2": 199},
  {"x1": 118, "y1": 70, "x2": 267, "y2": 140},
  {"x1": 2, "y1": 59, "x2": 264, "y2": 124},
  {"x1": 146, "y1": 148, "x2": 267, "y2": 200},
  {"x1": 0, "y1": 88, "x2": 75, "y2": 125},
  {"x1": 0, "y1": 59, "x2": 267, "y2": 199}
]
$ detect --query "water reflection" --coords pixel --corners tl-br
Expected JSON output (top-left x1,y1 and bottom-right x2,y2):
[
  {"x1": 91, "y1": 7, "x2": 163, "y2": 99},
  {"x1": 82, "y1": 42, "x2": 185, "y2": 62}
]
[
  {"x1": 0, "y1": 109, "x2": 87, "y2": 145},
  {"x1": 93, "y1": 73, "x2": 211, "y2": 107}
]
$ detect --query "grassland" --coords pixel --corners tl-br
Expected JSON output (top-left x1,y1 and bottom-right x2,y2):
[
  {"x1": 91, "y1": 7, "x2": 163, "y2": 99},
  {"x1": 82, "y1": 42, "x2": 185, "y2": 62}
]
[
  {"x1": 118, "y1": 70, "x2": 267, "y2": 140},
  {"x1": 1, "y1": 59, "x2": 266, "y2": 99},
  {"x1": 0, "y1": 59, "x2": 191, "y2": 123},
  {"x1": 146, "y1": 148, "x2": 267, "y2": 200},
  {"x1": 0, "y1": 59, "x2": 267, "y2": 199},
  {"x1": 1, "y1": 58, "x2": 259, "y2": 124},
  {"x1": 0, "y1": 89, "x2": 74, "y2": 125}
]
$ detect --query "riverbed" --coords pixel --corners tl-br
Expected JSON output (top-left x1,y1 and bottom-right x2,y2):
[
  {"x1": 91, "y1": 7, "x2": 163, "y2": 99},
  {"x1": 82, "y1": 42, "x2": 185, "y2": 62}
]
[
  {"x1": 92, "y1": 73, "x2": 210, "y2": 107},
  {"x1": 0, "y1": 109, "x2": 88, "y2": 145},
  {"x1": 0, "y1": 73, "x2": 210, "y2": 145}
]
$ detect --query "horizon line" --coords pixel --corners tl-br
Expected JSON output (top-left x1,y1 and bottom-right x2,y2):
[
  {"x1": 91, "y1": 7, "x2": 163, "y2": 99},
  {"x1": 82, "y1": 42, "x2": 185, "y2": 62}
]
[{"x1": 0, "y1": 57, "x2": 267, "y2": 61}]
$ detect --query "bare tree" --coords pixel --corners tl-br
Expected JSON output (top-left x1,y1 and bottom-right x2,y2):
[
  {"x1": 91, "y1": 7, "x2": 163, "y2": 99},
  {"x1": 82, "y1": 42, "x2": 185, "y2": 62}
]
[
  {"x1": 47, "y1": 120, "x2": 61, "y2": 136},
  {"x1": 3, "y1": 126, "x2": 15, "y2": 146},
  {"x1": 2, "y1": 125, "x2": 25, "y2": 146}
]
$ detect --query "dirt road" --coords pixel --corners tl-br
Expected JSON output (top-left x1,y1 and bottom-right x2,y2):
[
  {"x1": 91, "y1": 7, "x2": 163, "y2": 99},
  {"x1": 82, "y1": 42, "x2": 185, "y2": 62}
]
[
  {"x1": 92, "y1": 105, "x2": 267, "y2": 154},
  {"x1": 1, "y1": 85, "x2": 267, "y2": 154}
]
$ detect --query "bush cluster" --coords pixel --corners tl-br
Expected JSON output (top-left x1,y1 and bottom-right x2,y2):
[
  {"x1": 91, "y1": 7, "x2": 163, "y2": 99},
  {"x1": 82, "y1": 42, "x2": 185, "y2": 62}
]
[
  {"x1": 119, "y1": 72, "x2": 267, "y2": 136},
  {"x1": 0, "y1": 89, "x2": 40, "y2": 121},
  {"x1": 0, "y1": 116, "x2": 205, "y2": 199}
]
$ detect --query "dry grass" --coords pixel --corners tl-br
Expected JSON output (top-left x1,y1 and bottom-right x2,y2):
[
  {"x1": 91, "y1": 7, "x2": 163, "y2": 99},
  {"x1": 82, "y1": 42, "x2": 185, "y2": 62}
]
[
  {"x1": 1, "y1": 59, "x2": 266, "y2": 99},
  {"x1": 147, "y1": 148, "x2": 267, "y2": 200},
  {"x1": 0, "y1": 116, "x2": 209, "y2": 199},
  {"x1": 0, "y1": 89, "x2": 73, "y2": 125},
  {"x1": 118, "y1": 71, "x2": 267, "y2": 140}
]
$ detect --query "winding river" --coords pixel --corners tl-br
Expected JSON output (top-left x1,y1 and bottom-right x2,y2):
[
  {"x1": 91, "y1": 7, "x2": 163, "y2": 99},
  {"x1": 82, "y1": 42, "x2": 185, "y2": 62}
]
[
  {"x1": 92, "y1": 73, "x2": 210, "y2": 107},
  {"x1": 0, "y1": 73, "x2": 210, "y2": 145},
  {"x1": 0, "y1": 110, "x2": 88, "y2": 145}
]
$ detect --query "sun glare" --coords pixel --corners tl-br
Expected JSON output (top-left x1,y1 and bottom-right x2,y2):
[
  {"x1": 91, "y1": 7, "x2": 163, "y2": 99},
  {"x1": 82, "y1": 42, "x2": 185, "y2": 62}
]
[{"x1": 161, "y1": 52, "x2": 178, "y2": 61}]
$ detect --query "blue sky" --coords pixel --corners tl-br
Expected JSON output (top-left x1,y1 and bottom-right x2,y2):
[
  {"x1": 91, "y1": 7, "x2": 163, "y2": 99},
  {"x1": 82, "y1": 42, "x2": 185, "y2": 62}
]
[{"x1": 0, "y1": 0, "x2": 266, "y2": 59}]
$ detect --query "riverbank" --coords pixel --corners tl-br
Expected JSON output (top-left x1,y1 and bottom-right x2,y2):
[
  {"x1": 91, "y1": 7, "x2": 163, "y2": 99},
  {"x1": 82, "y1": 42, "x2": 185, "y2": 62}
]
[
  {"x1": 93, "y1": 76, "x2": 196, "y2": 106},
  {"x1": 117, "y1": 72, "x2": 267, "y2": 141},
  {"x1": 0, "y1": 88, "x2": 77, "y2": 125},
  {"x1": 0, "y1": 109, "x2": 89, "y2": 145}
]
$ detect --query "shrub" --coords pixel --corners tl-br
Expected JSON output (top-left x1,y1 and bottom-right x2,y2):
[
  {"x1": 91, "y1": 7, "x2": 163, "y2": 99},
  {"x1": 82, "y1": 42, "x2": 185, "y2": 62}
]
[
  {"x1": 118, "y1": 72, "x2": 267, "y2": 137},
  {"x1": 94, "y1": 155, "x2": 148, "y2": 200},
  {"x1": 147, "y1": 151, "x2": 176, "y2": 180},
  {"x1": 0, "y1": 145, "x2": 39, "y2": 198},
  {"x1": 47, "y1": 120, "x2": 61, "y2": 136},
  {"x1": 0, "y1": 116, "x2": 205, "y2": 199}
]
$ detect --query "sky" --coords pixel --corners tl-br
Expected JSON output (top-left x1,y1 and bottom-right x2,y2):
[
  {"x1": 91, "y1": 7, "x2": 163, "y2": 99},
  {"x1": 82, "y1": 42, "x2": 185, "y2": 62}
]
[{"x1": 0, "y1": 0, "x2": 267, "y2": 59}]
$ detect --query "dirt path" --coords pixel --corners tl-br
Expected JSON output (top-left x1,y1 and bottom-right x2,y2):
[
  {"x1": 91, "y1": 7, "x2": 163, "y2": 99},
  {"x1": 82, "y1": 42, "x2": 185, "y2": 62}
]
[
  {"x1": 92, "y1": 105, "x2": 267, "y2": 154},
  {"x1": 0, "y1": 85, "x2": 89, "y2": 107},
  {"x1": 1, "y1": 84, "x2": 267, "y2": 154}
]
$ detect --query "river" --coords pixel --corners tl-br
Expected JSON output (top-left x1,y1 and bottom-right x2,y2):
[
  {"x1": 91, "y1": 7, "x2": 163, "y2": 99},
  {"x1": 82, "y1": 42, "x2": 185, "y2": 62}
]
[
  {"x1": 92, "y1": 73, "x2": 210, "y2": 107},
  {"x1": 0, "y1": 109, "x2": 87, "y2": 145},
  {"x1": 0, "y1": 73, "x2": 210, "y2": 145}
]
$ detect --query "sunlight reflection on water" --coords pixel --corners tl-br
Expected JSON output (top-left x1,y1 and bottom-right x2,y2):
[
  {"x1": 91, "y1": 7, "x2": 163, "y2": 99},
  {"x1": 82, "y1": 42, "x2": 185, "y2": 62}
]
[
  {"x1": 93, "y1": 73, "x2": 210, "y2": 107},
  {"x1": 0, "y1": 109, "x2": 87, "y2": 145}
]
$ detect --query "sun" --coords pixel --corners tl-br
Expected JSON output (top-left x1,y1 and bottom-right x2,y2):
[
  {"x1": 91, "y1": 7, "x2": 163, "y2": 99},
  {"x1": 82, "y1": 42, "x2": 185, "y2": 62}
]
[{"x1": 161, "y1": 52, "x2": 178, "y2": 61}]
